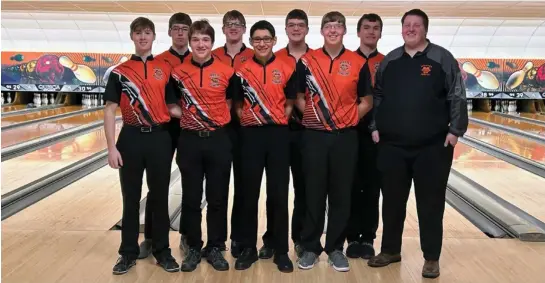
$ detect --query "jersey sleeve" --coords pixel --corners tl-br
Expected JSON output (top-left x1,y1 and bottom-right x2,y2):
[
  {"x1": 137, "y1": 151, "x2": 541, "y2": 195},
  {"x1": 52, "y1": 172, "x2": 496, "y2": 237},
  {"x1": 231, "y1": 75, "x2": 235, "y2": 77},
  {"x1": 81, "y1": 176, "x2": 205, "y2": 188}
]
[
  {"x1": 103, "y1": 71, "x2": 122, "y2": 104},
  {"x1": 226, "y1": 73, "x2": 239, "y2": 100},
  {"x1": 284, "y1": 69, "x2": 298, "y2": 99},
  {"x1": 357, "y1": 62, "x2": 373, "y2": 97},
  {"x1": 296, "y1": 60, "x2": 307, "y2": 93},
  {"x1": 165, "y1": 74, "x2": 179, "y2": 105}
]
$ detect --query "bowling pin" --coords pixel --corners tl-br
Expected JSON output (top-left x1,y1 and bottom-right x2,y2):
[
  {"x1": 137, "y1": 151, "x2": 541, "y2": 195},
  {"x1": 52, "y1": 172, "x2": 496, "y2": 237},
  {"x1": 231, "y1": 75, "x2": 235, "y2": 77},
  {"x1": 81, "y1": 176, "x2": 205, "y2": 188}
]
[
  {"x1": 506, "y1": 61, "x2": 533, "y2": 90},
  {"x1": 462, "y1": 62, "x2": 500, "y2": 90},
  {"x1": 1, "y1": 93, "x2": 4, "y2": 105},
  {"x1": 49, "y1": 93, "x2": 55, "y2": 104},
  {"x1": 7, "y1": 93, "x2": 12, "y2": 104},
  {"x1": 58, "y1": 56, "x2": 97, "y2": 84},
  {"x1": 42, "y1": 93, "x2": 48, "y2": 105}
]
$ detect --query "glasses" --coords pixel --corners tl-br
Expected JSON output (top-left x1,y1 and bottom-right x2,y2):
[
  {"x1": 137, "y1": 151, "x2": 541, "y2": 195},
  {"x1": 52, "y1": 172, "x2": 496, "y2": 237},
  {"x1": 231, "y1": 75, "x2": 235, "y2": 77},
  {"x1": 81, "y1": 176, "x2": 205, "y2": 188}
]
[
  {"x1": 171, "y1": 26, "x2": 189, "y2": 33},
  {"x1": 224, "y1": 22, "x2": 245, "y2": 28},
  {"x1": 251, "y1": 37, "x2": 274, "y2": 44},
  {"x1": 323, "y1": 23, "x2": 344, "y2": 30},
  {"x1": 287, "y1": 23, "x2": 307, "y2": 29}
]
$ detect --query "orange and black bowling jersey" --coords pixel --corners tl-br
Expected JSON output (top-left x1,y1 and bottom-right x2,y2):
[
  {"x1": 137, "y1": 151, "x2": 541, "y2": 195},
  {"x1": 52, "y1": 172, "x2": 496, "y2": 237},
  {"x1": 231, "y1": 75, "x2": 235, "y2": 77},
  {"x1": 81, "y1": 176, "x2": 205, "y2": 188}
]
[
  {"x1": 170, "y1": 57, "x2": 236, "y2": 131},
  {"x1": 297, "y1": 47, "x2": 373, "y2": 131},
  {"x1": 156, "y1": 47, "x2": 191, "y2": 69},
  {"x1": 212, "y1": 44, "x2": 254, "y2": 70},
  {"x1": 234, "y1": 55, "x2": 297, "y2": 126},
  {"x1": 104, "y1": 54, "x2": 175, "y2": 126},
  {"x1": 355, "y1": 48, "x2": 385, "y2": 86},
  {"x1": 276, "y1": 45, "x2": 312, "y2": 124}
]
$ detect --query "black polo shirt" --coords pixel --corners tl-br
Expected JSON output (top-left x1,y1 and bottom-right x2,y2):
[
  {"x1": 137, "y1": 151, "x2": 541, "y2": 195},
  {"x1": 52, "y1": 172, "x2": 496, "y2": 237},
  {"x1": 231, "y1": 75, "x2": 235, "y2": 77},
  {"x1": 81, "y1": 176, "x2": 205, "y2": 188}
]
[{"x1": 370, "y1": 40, "x2": 468, "y2": 147}]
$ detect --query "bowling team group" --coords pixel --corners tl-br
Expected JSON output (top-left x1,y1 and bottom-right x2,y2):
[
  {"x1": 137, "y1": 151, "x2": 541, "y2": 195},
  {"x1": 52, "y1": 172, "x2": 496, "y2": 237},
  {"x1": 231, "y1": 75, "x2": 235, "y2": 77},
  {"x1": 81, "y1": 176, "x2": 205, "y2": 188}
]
[{"x1": 103, "y1": 7, "x2": 468, "y2": 279}]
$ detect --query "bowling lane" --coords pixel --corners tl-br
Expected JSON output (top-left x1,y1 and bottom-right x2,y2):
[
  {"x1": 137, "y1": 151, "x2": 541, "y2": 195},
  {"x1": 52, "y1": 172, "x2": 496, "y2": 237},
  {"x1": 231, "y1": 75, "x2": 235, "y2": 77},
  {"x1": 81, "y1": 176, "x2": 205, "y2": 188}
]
[
  {"x1": 1, "y1": 122, "x2": 122, "y2": 196},
  {"x1": 453, "y1": 143, "x2": 545, "y2": 224},
  {"x1": 1, "y1": 159, "x2": 178, "y2": 232},
  {"x1": 464, "y1": 123, "x2": 545, "y2": 165},
  {"x1": 1, "y1": 106, "x2": 86, "y2": 127},
  {"x1": 1, "y1": 108, "x2": 120, "y2": 149},
  {"x1": 470, "y1": 112, "x2": 545, "y2": 136},
  {"x1": 1, "y1": 105, "x2": 27, "y2": 113},
  {"x1": 520, "y1": 113, "x2": 545, "y2": 123}
]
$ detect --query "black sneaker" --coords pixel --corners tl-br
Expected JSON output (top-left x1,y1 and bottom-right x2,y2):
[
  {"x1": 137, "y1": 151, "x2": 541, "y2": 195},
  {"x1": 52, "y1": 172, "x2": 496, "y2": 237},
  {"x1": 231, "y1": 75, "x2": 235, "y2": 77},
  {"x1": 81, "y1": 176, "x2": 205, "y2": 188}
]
[
  {"x1": 273, "y1": 253, "x2": 293, "y2": 273},
  {"x1": 258, "y1": 245, "x2": 275, "y2": 259},
  {"x1": 201, "y1": 243, "x2": 228, "y2": 257},
  {"x1": 361, "y1": 242, "x2": 376, "y2": 260},
  {"x1": 230, "y1": 240, "x2": 242, "y2": 258},
  {"x1": 206, "y1": 247, "x2": 229, "y2": 271},
  {"x1": 234, "y1": 248, "x2": 258, "y2": 270},
  {"x1": 113, "y1": 256, "x2": 136, "y2": 275},
  {"x1": 157, "y1": 254, "x2": 180, "y2": 272},
  {"x1": 138, "y1": 239, "x2": 152, "y2": 259},
  {"x1": 346, "y1": 241, "x2": 363, "y2": 258},
  {"x1": 180, "y1": 248, "x2": 201, "y2": 272}
]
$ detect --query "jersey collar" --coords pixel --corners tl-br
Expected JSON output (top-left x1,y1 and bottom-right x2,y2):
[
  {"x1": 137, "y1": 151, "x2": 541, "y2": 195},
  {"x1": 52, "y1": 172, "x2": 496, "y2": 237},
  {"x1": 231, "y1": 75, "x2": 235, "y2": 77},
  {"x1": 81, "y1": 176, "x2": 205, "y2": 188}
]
[
  {"x1": 191, "y1": 56, "x2": 214, "y2": 68},
  {"x1": 252, "y1": 54, "x2": 276, "y2": 66},
  {"x1": 321, "y1": 45, "x2": 346, "y2": 59},
  {"x1": 356, "y1": 48, "x2": 379, "y2": 59},
  {"x1": 130, "y1": 54, "x2": 154, "y2": 61},
  {"x1": 222, "y1": 43, "x2": 247, "y2": 56},
  {"x1": 169, "y1": 47, "x2": 191, "y2": 62},
  {"x1": 285, "y1": 43, "x2": 310, "y2": 56}
]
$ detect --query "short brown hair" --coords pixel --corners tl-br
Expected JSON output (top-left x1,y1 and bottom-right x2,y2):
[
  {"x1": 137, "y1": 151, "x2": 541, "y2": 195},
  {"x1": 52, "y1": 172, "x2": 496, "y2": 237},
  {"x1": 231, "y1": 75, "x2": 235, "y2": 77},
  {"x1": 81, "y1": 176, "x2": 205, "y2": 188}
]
[
  {"x1": 130, "y1": 17, "x2": 155, "y2": 34},
  {"x1": 223, "y1": 10, "x2": 246, "y2": 27},
  {"x1": 189, "y1": 20, "x2": 215, "y2": 43},
  {"x1": 321, "y1": 11, "x2": 346, "y2": 29},
  {"x1": 357, "y1": 13, "x2": 383, "y2": 33},
  {"x1": 169, "y1": 13, "x2": 192, "y2": 29}
]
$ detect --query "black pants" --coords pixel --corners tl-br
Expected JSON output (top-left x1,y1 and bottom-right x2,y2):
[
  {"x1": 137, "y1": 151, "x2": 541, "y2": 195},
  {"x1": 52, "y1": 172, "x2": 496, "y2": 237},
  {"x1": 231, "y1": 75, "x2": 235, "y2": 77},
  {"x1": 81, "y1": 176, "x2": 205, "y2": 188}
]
[
  {"x1": 176, "y1": 128, "x2": 232, "y2": 250},
  {"x1": 144, "y1": 118, "x2": 180, "y2": 239},
  {"x1": 300, "y1": 129, "x2": 358, "y2": 254},
  {"x1": 239, "y1": 126, "x2": 290, "y2": 253},
  {"x1": 117, "y1": 125, "x2": 172, "y2": 259},
  {"x1": 262, "y1": 126, "x2": 305, "y2": 246},
  {"x1": 377, "y1": 142, "x2": 454, "y2": 261},
  {"x1": 346, "y1": 130, "x2": 381, "y2": 243},
  {"x1": 228, "y1": 123, "x2": 244, "y2": 243}
]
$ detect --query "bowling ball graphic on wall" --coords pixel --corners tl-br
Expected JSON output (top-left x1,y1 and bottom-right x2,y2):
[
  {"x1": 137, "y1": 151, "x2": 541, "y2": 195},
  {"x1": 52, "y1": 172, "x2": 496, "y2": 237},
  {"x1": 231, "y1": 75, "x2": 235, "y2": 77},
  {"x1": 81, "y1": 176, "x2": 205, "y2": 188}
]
[{"x1": 35, "y1": 55, "x2": 65, "y2": 84}]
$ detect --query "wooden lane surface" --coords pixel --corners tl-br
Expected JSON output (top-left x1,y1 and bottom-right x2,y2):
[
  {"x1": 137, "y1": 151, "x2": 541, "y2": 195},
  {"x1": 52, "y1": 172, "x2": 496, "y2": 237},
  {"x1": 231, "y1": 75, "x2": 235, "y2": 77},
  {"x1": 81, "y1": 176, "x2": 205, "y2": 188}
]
[
  {"x1": 1, "y1": 105, "x2": 84, "y2": 127},
  {"x1": 520, "y1": 113, "x2": 545, "y2": 122},
  {"x1": 1, "y1": 108, "x2": 120, "y2": 148},
  {"x1": 470, "y1": 112, "x2": 545, "y2": 136},
  {"x1": 1, "y1": 122, "x2": 122, "y2": 196},
  {"x1": 464, "y1": 123, "x2": 545, "y2": 165},
  {"x1": 1, "y1": 104, "x2": 27, "y2": 113},
  {"x1": 1, "y1": 159, "x2": 177, "y2": 232},
  {"x1": 453, "y1": 143, "x2": 545, "y2": 224}
]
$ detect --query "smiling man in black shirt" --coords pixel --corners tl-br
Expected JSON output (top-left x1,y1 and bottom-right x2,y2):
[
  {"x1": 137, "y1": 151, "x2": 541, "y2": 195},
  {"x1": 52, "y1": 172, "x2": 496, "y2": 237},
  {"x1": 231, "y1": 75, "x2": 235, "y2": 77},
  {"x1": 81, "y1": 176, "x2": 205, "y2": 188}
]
[{"x1": 367, "y1": 9, "x2": 468, "y2": 279}]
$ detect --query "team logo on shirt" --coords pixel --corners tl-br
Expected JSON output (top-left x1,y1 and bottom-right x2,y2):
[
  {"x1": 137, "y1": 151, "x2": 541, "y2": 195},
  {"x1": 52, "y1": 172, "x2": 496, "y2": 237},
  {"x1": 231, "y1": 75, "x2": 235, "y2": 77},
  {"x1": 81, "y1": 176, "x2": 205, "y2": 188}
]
[
  {"x1": 421, "y1": 65, "x2": 432, "y2": 76},
  {"x1": 153, "y1": 68, "x2": 164, "y2": 80},
  {"x1": 240, "y1": 56, "x2": 248, "y2": 63},
  {"x1": 338, "y1": 60, "x2": 351, "y2": 76},
  {"x1": 209, "y1": 73, "x2": 220, "y2": 87},
  {"x1": 272, "y1": 69, "x2": 282, "y2": 84}
]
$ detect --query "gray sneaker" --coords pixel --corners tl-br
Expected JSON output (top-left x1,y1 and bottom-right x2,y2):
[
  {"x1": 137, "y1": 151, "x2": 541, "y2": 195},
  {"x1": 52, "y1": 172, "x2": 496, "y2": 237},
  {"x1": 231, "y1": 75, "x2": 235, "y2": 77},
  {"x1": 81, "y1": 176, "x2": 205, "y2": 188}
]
[
  {"x1": 328, "y1": 250, "x2": 350, "y2": 272},
  {"x1": 297, "y1": 251, "x2": 318, "y2": 270}
]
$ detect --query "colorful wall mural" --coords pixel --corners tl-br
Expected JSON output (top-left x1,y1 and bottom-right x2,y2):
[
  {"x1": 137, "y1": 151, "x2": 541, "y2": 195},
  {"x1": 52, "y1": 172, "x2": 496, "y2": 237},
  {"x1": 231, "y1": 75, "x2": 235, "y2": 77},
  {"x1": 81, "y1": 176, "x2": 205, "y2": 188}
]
[{"x1": 2, "y1": 51, "x2": 545, "y2": 98}]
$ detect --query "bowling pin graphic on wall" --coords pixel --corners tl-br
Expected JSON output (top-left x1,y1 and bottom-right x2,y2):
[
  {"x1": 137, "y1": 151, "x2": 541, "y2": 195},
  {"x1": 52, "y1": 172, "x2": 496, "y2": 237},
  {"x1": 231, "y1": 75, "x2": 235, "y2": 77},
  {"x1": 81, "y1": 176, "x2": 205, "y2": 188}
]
[
  {"x1": 506, "y1": 61, "x2": 533, "y2": 90},
  {"x1": 462, "y1": 61, "x2": 500, "y2": 90},
  {"x1": 58, "y1": 56, "x2": 97, "y2": 84}
]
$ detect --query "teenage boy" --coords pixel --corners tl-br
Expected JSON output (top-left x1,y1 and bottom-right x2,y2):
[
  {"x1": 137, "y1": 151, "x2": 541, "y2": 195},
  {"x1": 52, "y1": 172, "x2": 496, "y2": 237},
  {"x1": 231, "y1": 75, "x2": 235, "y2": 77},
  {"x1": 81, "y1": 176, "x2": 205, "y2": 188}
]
[
  {"x1": 168, "y1": 19, "x2": 238, "y2": 272},
  {"x1": 138, "y1": 12, "x2": 192, "y2": 259},
  {"x1": 345, "y1": 13, "x2": 385, "y2": 260},
  {"x1": 105, "y1": 17, "x2": 179, "y2": 275},
  {"x1": 211, "y1": 9, "x2": 254, "y2": 257},
  {"x1": 232, "y1": 20, "x2": 296, "y2": 273},
  {"x1": 367, "y1": 9, "x2": 468, "y2": 279},
  {"x1": 260, "y1": 8, "x2": 310, "y2": 259},
  {"x1": 295, "y1": 11, "x2": 373, "y2": 272}
]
